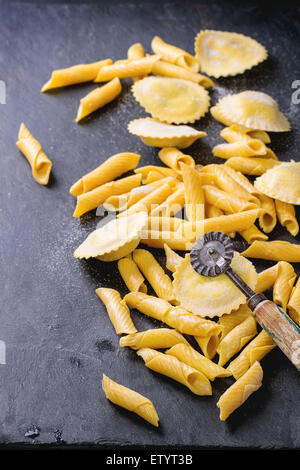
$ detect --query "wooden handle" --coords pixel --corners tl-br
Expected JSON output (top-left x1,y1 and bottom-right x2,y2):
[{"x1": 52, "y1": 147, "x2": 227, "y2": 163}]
[{"x1": 253, "y1": 300, "x2": 300, "y2": 371}]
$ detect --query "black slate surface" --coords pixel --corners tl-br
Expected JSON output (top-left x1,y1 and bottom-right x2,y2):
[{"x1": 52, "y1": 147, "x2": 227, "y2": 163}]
[{"x1": 0, "y1": 0, "x2": 299, "y2": 449}]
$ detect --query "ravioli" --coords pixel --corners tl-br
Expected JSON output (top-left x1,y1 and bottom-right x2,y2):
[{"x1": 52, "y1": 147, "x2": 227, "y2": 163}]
[
  {"x1": 128, "y1": 118, "x2": 206, "y2": 148},
  {"x1": 132, "y1": 77, "x2": 210, "y2": 124},
  {"x1": 195, "y1": 30, "x2": 267, "y2": 78},
  {"x1": 173, "y1": 253, "x2": 257, "y2": 317},
  {"x1": 211, "y1": 91, "x2": 290, "y2": 132},
  {"x1": 74, "y1": 212, "x2": 148, "y2": 261},
  {"x1": 254, "y1": 162, "x2": 300, "y2": 204}
]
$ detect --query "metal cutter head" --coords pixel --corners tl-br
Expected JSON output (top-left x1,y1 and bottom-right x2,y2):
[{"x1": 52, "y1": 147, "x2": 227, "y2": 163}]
[{"x1": 190, "y1": 231, "x2": 234, "y2": 277}]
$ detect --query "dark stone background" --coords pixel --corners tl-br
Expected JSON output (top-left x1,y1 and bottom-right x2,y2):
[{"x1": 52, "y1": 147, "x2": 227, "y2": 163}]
[{"x1": 0, "y1": 0, "x2": 299, "y2": 448}]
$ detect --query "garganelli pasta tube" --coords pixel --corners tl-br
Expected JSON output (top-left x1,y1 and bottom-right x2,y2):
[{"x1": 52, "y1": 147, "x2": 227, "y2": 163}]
[
  {"x1": 202, "y1": 185, "x2": 257, "y2": 214},
  {"x1": 16, "y1": 123, "x2": 52, "y2": 185},
  {"x1": 132, "y1": 249, "x2": 174, "y2": 301},
  {"x1": 150, "y1": 184, "x2": 185, "y2": 217},
  {"x1": 73, "y1": 173, "x2": 142, "y2": 217},
  {"x1": 118, "y1": 254, "x2": 147, "y2": 293},
  {"x1": 275, "y1": 199, "x2": 299, "y2": 236},
  {"x1": 124, "y1": 292, "x2": 221, "y2": 337},
  {"x1": 127, "y1": 43, "x2": 145, "y2": 82},
  {"x1": 213, "y1": 140, "x2": 267, "y2": 159},
  {"x1": 239, "y1": 225, "x2": 268, "y2": 244},
  {"x1": 217, "y1": 361, "x2": 263, "y2": 421},
  {"x1": 217, "y1": 315, "x2": 257, "y2": 366},
  {"x1": 164, "y1": 243, "x2": 183, "y2": 272},
  {"x1": 102, "y1": 374, "x2": 159, "y2": 427},
  {"x1": 120, "y1": 328, "x2": 189, "y2": 350},
  {"x1": 118, "y1": 178, "x2": 177, "y2": 217},
  {"x1": 135, "y1": 165, "x2": 178, "y2": 183},
  {"x1": 96, "y1": 288, "x2": 137, "y2": 335},
  {"x1": 94, "y1": 56, "x2": 159, "y2": 82},
  {"x1": 151, "y1": 36, "x2": 199, "y2": 72},
  {"x1": 41, "y1": 59, "x2": 112, "y2": 91},
  {"x1": 242, "y1": 240, "x2": 300, "y2": 262},
  {"x1": 158, "y1": 147, "x2": 195, "y2": 172},
  {"x1": 104, "y1": 179, "x2": 169, "y2": 212},
  {"x1": 220, "y1": 124, "x2": 255, "y2": 144},
  {"x1": 224, "y1": 157, "x2": 280, "y2": 176},
  {"x1": 288, "y1": 278, "x2": 300, "y2": 325},
  {"x1": 70, "y1": 152, "x2": 140, "y2": 196},
  {"x1": 218, "y1": 304, "x2": 252, "y2": 341},
  {"x1": 141, "y1": 232, "x2": 192, "y2": 251},
  {"x1": 256, "y1": 262, "x2": 296, "y2": 312},
  {"x1": 151, "y1": 60, "x2": 213, "y2": 87},
  {"x1": 76, "y1": 77, "x2": 122, "y2": 122},
  {"x1": 185, "y1": 209, "x2": 262, "y2": 242},
  {"x1": 180, "y1": 162, "x2": 205, "y2": 223},
  {"x1": 227, "y1": 330, "x2": 275, "y2": 379},
  {"x1": 194, "y1": 333, "x2": 220, "y2": 360},
  {"x1": 166, "y1": 344, "x2": 231, "y2": 381},
  {"x1": 137, "y1": 348, "x2": 212, "y2": 396},
  {"x1": 201, "y1": 164, "x2": 259, "y2": 205}
]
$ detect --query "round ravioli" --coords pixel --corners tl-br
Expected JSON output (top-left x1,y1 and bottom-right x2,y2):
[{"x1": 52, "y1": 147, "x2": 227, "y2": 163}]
[
  {"x1": 74, "y1": 212, "x2": 148, "y2": 261},
  {"x1": 254, "y1": 162, "x2": 300, "y2": 205},
  {"x1": 128, "y1": 118, "x2": 206, "y2": 148},
  {"x1": 173, "y1": 253, "x2": 257, "y2": 317},
  {"x1": 195, "y1": 30, "x2": 267, "y2": 78},
  {"x1": 211, "y1": 91, "x2": 290, "y2": 132},
  {"x1": 132, "y1": 77, "x2": 210, "y2": 124}
]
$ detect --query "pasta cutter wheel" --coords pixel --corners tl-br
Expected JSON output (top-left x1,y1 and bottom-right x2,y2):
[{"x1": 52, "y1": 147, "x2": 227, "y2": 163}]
[{"x1": 190, "y1": 231, "x2": 300, "y2": 371}]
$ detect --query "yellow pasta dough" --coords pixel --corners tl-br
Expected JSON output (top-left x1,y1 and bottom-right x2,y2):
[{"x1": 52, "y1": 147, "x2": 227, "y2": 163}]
[
  {"x1": 211, "y1": 91, "x2": 290, "y2": 132},
  {"x1": 74, "y1": 212, "x2": 148, "y2": 261},
  {"x1": 132, "y1": 249, "x2": 174, "y2": 301},
  {"x1": 242, "y1": 240, "x2": 300, "y2": 262},
  {"x1": 102, "y1": 375, "x2": 159, "y2": 426},
  {"x1": 216, "y1": 315, "x2": 257, "y2": 367},
  {"x1": 220, "y1": 124, "x2": 271, "y2": 145},
  {"x1": 124, "y1": 292, "x2": 220, "y2": 337},
  {"x1": 217, "y1": 361, "x2": 263, "y2": 421},
  {"x1": 202, "y1": 185, "x2": 257, "y2": 214},
  {"x1": 127, "y1": 43, "x2": 145, "y2": 82},
  {"x1": 166, "y1": 343, "x2": 231, "y2": 381},
  {"x1": 151, "y1": 36, "x2": 199, "y2": 72},
  {"x1": 132, "y1": 77, "x2": 210, "y2": 124},
  {"x1": 96, "y1": 288, "x2": 137, "y2": 334},
  {"x1": 137, "y1": 348, "x2": 212, "y2": 396},
  {"x1": 70, "y1": 152, "x2": 140, "y2": 196},
  {"x1": 172, "y1": 253, "x2": 257, "y2": 317},
  {"x1": 239, "y1": 225, "x2": 269, "y2": 244},
  {"x1": 118, "y1": 254, "x2": 147, "y2": 293},
  {"x1": 120, "y1": 328, "x2": 189, "y2": 350},
  {"x1": 227, "y1": 330, "x2": 275, "y2": 379},
  {"x1": 128, "y1": 118, "x2": 206, "y2": 148},
  {"x1": 254, "y1": 162, "x2": 300, "y2": 204},
  {"x1": 41, "y1": 59, "x2": 112, "y2": 91},
  {"x1": 195, "y1": 30, "x2": 267, "y2": 78},
  {"x1": 76, "y1": 77, "x2": 122, "y2": 122},
  {"x1": 16, "y1": 123, "x2": 52, "y2": 185},
  {"x1": 134, "y1": 166, "x2": 179, "y2": 183}
]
